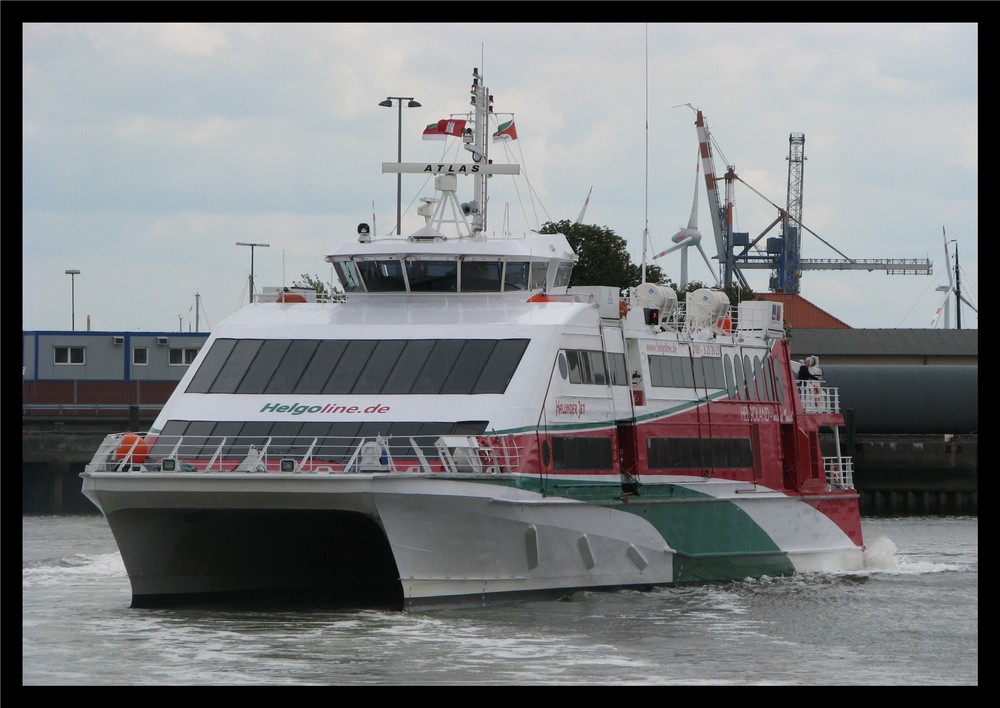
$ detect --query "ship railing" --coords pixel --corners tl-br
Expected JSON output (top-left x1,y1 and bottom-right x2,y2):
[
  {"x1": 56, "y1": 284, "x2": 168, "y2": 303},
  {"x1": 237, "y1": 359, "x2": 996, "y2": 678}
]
[
  {"x1": 87, "y1": 431, "x2": 523, "y2": 476},
  {"x1": 797, "y1": 380, "x2": 840, "y2": 414},
  {"x1": 824, "y1": 456, "x2": 855, "y2": 490}
]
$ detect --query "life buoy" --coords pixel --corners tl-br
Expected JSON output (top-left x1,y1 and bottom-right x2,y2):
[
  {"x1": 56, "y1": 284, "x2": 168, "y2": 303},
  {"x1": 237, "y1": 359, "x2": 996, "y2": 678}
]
[
  {"x1": 278, "y1": 291, "x2": 307, "y2": 303},
  {"x1": 715, "y1": 316, "x2": 732, "y2": 332},
  {"x1": 115, "y1": 432, "x2": 148, "y2": 463},
  {"x1": 527, "y1": 293, "x2": 552, "y2": 303},
  {"x1": 477, "y1": 436, "x2": 499, "y2": 471},
  {"x1": 810, "y1": 381, "x2": 823, "y2": 410}
]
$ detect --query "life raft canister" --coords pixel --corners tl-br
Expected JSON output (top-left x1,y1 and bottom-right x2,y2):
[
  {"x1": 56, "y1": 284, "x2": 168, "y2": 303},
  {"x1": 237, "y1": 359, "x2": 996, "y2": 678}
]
[{"x1": 115, "y1": 432, "x2": 149, "y2": 463}]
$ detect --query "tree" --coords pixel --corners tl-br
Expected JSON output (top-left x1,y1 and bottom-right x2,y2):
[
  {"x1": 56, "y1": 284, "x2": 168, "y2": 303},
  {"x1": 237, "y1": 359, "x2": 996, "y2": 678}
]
[
  {"x1": 295, "y1": 274, "x2": 347, "y2": 303},
  {"x1": 541, "y1": 220, "x2": 757, "y2": 307},
  {"x1": 539, "y1": 220, "x2": 667, "y2": 289}
]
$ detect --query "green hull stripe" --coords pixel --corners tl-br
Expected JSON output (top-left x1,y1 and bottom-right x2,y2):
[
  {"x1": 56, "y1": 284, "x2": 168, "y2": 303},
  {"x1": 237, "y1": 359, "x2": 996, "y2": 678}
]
[{"x1": 468, "y1": 476, "x2": 796, "y2": 581}]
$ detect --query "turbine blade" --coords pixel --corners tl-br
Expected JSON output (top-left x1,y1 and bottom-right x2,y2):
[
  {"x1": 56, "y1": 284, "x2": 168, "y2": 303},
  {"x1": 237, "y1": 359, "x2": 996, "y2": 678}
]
[
  {"x1": 942, "y1": 230, "x2": 954, "y2": 288},
  {"x1": 652, "y1": 241, "x2": 686, "y2": 259},
  {"x1": 696, "y1": 244, "x2": 720, "y2": 284},
  {"x1": 930, "y1": 291, "x2": 951, "y2": 327},
  {"x1": 688, "y1": 158, "x2": 700, "y2": 229},
  {"x1": 957, "y1": 294, "x2": 979, "y2": 314},
  {"x1": 575, "y1": 186, "x2": 593, "y2": 224}
]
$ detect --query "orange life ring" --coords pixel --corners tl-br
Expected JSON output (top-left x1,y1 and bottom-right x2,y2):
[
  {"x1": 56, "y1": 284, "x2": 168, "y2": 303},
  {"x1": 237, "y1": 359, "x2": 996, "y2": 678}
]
[
  {"x1": 527, "y1": 293, "x2": 552, "y2": 303},
  {"x1": 716, "y1": 316, "x2": 732, "y2": 332},
  {"x1": 477, "y1": 436, "x2": 499, "y2": 470},
  {"x1": 278, "y1": 291, "x2": 307, "y2": 303},
  {"x1": 115, "y1": 432, "x2": 149, "y2": 463}
]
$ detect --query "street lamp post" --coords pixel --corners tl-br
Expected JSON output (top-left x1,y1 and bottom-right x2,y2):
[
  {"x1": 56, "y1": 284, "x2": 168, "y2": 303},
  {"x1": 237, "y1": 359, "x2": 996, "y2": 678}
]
[
  {"x1": 65, "y1": 269, "x2": 80, "y2": 331},
  {"x1": 235, "y1": 242, "x2": 270, "y2": 304},
  {"x1": 378, "y1": 96, "x2": 421, "y2": 235}
]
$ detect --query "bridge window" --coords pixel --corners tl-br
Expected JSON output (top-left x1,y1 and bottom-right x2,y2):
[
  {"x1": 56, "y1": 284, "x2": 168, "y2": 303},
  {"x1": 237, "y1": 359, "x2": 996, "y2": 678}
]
[
  {"x1": 503, "y1": 262, "x2": 529, "y2": 291},
  {"x1": 406, "y1": 259, "x2": 457, "y2": 292},
  {"x1": 460, "y1": 261, "x2": 502, "y2": 292}
]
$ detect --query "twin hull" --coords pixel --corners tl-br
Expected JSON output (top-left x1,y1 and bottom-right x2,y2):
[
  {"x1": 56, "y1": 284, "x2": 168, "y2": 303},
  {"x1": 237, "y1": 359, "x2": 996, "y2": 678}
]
[{"x1": 83, "y1": 469, "x2": 862, "y2": 610}]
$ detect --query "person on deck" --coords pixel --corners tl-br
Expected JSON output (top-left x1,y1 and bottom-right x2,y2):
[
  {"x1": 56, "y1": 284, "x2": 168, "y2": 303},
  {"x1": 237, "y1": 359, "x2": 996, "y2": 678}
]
[{"x1": 798, "y1": 356, "x2": 818, "y2": 381}]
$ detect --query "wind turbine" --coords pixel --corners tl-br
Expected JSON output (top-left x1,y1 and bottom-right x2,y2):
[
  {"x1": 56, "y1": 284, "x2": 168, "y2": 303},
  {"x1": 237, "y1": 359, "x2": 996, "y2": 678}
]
[
  {"x1": 930, "y1": 226, "x2": 978, "y2": 329},
  {"x1": 653, "y1": 155, "x2": 719, "y2": 289}
]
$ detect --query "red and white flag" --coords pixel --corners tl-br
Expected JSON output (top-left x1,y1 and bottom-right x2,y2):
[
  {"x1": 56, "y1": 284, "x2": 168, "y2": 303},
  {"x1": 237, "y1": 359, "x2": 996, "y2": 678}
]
[
  {"x1": 423, "y1": 118, "x2": 467, "y2": 140},
  {"x1": 438, "y1": 118, "x2": 467, "y2": 137},
  {"x1": 422, "y1": 122, "x2": 447, "y2": 140}
]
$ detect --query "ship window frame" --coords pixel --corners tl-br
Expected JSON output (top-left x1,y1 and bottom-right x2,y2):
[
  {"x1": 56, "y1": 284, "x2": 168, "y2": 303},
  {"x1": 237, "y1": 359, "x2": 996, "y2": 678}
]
[
  {"x1": 460, "y1": 259, "x2": 502, "y2": 292},
  {"x1": 503, "y1": 261, "x2": 530, "y2": 291},
  {"x1": 332, "y1": 260, "x2": 364, "y2": 293},
  {"x1": 405, "y1": 257, "x2": 458, "y2": 292}
]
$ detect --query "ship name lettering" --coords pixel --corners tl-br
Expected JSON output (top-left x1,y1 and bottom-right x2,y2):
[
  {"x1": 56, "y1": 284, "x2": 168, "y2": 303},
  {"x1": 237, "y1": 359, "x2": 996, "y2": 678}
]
[
  {"x1": 555, "y1": 400, "x2": 585, "y2": 417},
  {"x1": 423, "y1": 164, "x2": 480, "y2": 174},
  {"x1": 259, "y1": 402, "x2": 391, "y2": 415},
  {"x1": 740, "y1": 404, "x2": 773, "y2": 423}
]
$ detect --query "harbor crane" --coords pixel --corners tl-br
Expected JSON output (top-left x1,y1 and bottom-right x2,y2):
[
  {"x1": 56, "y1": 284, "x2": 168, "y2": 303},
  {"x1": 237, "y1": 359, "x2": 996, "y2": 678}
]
[{"x1": 692, "y1": 109, "x2": 933, "y2": 294}]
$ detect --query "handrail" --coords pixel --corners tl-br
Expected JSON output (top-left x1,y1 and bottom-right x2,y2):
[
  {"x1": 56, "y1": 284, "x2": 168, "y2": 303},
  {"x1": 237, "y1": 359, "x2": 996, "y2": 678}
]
[{"x1": 88, "y1": 430, "x2": 523, "y2": 476}]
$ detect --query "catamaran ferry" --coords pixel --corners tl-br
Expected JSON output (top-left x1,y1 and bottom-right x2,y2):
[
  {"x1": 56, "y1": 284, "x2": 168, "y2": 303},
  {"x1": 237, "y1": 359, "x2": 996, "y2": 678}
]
[{"x1": 82, "y1": 68, "x2": 864, "y2": 610}]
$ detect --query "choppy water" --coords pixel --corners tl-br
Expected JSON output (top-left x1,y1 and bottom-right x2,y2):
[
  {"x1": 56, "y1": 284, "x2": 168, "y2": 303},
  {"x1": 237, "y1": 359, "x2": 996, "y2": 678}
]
[{"x1": 22, "y1": 515, "x2": 977, "y2": 685}]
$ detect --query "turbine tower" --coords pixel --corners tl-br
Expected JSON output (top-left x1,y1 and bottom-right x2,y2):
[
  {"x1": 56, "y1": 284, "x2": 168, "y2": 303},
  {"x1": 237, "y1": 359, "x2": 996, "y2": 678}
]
[
  {"x1": 931, "y1": 226, "x2": 978, "y2": 329},
  {"x1": 653, "y1": 155, "x2": 720, "y2": 289}
]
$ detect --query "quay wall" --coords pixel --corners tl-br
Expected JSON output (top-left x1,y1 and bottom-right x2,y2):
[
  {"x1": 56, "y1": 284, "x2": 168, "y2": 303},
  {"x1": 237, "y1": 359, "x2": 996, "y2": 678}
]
[{"x1": 23, "y1": 424, "x2": 977, "y2": 517}]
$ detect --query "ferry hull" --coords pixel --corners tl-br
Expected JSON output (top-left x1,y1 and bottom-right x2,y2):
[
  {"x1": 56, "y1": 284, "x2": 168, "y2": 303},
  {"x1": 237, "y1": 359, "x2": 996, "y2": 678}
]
[{"x1": 83, "y1": 472, "x2": 862, "y2": 609}]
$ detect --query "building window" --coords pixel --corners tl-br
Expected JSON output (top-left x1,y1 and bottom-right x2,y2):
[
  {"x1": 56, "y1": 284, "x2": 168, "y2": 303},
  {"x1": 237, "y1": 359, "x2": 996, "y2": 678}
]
[
  {"x1": 169, "y1": 347, "x2": 199, "y2": 365},
  {"x1": 133, "y1": 347, "x2": 149, "y2": 365},
  {"x1": 54, "y1": 346, "x2": 85, "y2": 365}
]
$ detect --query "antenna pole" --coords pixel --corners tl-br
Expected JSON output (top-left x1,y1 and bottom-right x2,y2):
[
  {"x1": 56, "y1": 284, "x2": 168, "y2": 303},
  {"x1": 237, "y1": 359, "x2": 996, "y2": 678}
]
[
  {"x1": 954, "y1": 240, "x2": 962, "y2": 330},
  {"x1": 641, "y1": 24, "x2": 649, "y2": 283}
]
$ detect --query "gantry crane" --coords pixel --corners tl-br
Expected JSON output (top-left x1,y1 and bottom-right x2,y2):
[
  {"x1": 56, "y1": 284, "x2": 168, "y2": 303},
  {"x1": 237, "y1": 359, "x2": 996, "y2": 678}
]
[{"x1": 693, "y1": 109, "x2": 933, "y2": 293}]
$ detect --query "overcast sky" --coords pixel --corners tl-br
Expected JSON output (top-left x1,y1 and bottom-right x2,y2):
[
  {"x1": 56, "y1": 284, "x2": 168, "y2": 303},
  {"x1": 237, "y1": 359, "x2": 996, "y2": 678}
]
[{"x1": 23, "y1": 22, "x2": 978, "y2": 333}]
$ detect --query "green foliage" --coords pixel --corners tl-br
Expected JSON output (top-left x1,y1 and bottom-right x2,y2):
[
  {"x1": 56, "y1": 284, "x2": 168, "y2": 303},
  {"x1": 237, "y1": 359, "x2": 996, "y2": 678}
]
[
  {"x1": 539, "y1": 220, "x2": 759, "y2": 306},
  {"x1": 540, "y1": 220, "x2": 667, "y2": 288},
  {"x1": 295, "y1": 274, "x2": 347, "y2": 303}
]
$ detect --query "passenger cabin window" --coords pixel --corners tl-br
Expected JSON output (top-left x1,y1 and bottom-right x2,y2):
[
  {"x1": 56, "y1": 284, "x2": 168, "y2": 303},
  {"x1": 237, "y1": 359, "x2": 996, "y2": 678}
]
[
  {"x1": 552, "y1": 436, "x2": 613, "y2": 470},
  {"x1": 648, "y1": 437, "x2": 753, "y2": 470},
  {"x1": 649, "y1": 354, "x2": 725, "y2": 389},
  {"x1": 133, "y1": 347, "x2": 148, "y2": 365},
  {"x1": 149, "y1": 419, "x2": 490, "y2": 463},
  {"x1": 186, "y1": 338, "x2": 530, "y2": 395},
  {"x1": 563, "y1": 349, "x2": 609, "y2": 385},
  {"x1": 54, "y1": 346, "x2": 85, "y2": 365}
]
